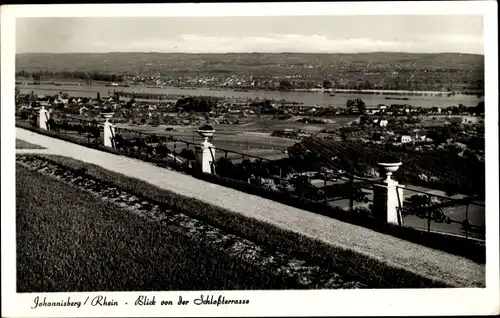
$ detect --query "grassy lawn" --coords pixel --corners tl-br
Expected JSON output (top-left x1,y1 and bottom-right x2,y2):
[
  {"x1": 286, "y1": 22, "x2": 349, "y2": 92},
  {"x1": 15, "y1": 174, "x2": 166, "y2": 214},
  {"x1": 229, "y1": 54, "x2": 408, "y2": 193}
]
[
  {"x1": 15, "y1": 139, "x2": 45, "y2": 149},
  {"x1": 16, "y1": 164, "x2": 298, "y2": 292},
  {"x1": 22, "y1": 154, "x2": 460, "y2": 288}
]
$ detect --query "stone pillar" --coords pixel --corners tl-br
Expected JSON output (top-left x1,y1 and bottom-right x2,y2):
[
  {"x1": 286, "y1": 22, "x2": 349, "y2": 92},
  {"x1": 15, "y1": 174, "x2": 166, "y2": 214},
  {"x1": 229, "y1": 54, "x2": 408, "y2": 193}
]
[
  {"x1": 373, "y1": 163, "x2": 404, "y2": 225},
  {"x1": 103, "y1": 118, "x2": 116, "y2": 148},
  {"x1": 39, "y1": 106, "x2": 50, "y2": 130},
  {"x1": 195, "y1": 138, "x2": 216, "y2": 174}
]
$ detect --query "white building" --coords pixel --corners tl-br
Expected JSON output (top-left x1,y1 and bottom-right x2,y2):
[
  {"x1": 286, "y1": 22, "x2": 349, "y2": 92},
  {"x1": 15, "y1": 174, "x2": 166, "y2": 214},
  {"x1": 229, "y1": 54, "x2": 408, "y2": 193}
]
[
  {"x1": 400, "y1": 135, "x2": 412, "y2": 143},
  {"x1": 379, "y1": 119, "x2": 389, "y2": 127},
  {"x1": 461, "y1": 116, "x2": 479, "y2": 124},
  {"x1": 415, "y1": 134, "x2": 427, "y2": 141}
]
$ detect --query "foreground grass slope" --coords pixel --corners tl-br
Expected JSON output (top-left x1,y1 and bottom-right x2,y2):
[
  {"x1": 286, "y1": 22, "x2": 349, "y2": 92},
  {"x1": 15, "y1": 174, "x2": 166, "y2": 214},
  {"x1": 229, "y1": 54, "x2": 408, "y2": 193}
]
[{"x1": 16, "y1": 165, "x2": 300, "y2": 292}]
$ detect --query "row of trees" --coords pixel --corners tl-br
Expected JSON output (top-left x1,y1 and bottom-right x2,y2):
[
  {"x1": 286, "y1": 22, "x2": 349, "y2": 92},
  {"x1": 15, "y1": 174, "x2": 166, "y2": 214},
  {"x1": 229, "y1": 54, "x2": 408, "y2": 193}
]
[
  {"x1": 275, "y1": 78, "x2": 483, "y2": 91},
  {"x1": 16, "y1": 70, "x2": 127, "y2": 83},
  {"x1": 175, "y1": 97, "x2": 219, "y2": 113}
]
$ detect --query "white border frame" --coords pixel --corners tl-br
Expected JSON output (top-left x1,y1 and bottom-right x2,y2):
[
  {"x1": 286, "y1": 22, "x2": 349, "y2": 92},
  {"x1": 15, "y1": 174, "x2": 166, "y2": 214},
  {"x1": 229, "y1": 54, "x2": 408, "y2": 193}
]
[{"x1": 2, "y1": 2, "x2": 499, "y2": 317}]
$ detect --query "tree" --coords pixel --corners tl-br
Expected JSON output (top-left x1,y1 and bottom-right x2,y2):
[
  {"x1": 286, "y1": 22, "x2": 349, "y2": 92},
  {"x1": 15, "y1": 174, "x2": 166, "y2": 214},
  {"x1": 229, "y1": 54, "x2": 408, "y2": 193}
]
[
  {"x1": 291, "y1": 175, "x2": 311, "y2": 198},
  {"x1": 176, "y1": 97, "x2": 217, "y2": 113},
  {"x1": 323, "y1": 80, "x2": 333, "y2": 89},
  {"x1": 363, "y1": 79, "x2": 374, "y2": 89},
  {"x1": 29, "y1": 90, "x2": 36, "y2": 102},
  {"x1": 475, "y1": 101, "x2": 485, "y2": 115},
  {"x1": 97, "y1": 92, "x2": 101, "y2": 101},
  {"x1": 279, "y1": 80, "x2": 293, "y2": 90},
  {"x1": 179, "y1": 149, "x2": 197, "y2": 161},
  {"x1": 346, "y1": 98, "x2": 367, "y2": 115}
]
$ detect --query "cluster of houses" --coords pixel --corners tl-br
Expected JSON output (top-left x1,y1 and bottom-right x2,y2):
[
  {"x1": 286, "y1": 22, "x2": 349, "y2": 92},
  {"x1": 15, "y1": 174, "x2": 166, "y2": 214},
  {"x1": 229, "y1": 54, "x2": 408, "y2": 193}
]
[
  {"x1": 366, "y1": 103, "x2": 440, "y2": 116},
  {"x1": 371, "y1": 129, "x2": 429, "y2": 144},
  {"x1": 127, "y1": 73, "x2": 270, "y2": 88},
  {"x1": 16, "y1": 90, "x2": 484, "y2": 136},
  {"x1": 17, "y1": 92, "x2": 175, "y2": 124},
  {"x1": 365, "y1": 103, "x2": 483, "y2": 118},
  {"x1": 19, "y1": 92, "x2": 122, "y2": 114},
  {"x1": 16, "y1": 92, "x2": 292, "y2": 126}
]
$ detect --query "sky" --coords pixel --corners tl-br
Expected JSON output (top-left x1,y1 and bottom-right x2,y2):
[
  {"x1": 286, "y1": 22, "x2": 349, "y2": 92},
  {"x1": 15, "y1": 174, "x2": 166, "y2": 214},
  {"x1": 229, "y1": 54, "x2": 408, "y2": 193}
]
[{"x1": 16, "y1": 16, "x2": 484, "y2": 54}]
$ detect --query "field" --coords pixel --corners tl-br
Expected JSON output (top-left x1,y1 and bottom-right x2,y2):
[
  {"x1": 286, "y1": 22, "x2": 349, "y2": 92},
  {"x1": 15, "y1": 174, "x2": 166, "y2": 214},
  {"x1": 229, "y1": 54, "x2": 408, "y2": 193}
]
[
  {"x1": 232, "y1": 116, "x2": 356, "y2": 132},
  {"x1": 15, "y1": 139, "x2": 45, "y2": 149},
  {"x1": 19, "y1": 162, "x2": 359, "y2": 292},
  {"x1": 114, "y1": 119, "x2": 303, "y2": 157},
  {"x1": 113, "y1": 115, "x2": 353, "y2": 157},
  {"x1": 120, "y1": 115, "x2": 354, "y2": 135}
]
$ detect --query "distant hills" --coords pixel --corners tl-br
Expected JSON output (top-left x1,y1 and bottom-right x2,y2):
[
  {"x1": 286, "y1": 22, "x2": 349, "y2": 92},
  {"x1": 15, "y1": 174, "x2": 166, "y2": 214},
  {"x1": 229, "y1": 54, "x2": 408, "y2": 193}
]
[
  {"x1": 15, "y1": 52, "x2": 484, "y2": 91},
  {"x1": 16, "y1": 52, "x2": 484, "y2": 73}
]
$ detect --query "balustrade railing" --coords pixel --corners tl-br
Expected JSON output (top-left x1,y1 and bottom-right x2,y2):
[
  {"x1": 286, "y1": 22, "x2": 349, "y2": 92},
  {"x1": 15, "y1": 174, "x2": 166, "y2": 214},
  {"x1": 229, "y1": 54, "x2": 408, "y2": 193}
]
[{"x1": 396, "y1": 185, "x2": 485, "y2": 240}]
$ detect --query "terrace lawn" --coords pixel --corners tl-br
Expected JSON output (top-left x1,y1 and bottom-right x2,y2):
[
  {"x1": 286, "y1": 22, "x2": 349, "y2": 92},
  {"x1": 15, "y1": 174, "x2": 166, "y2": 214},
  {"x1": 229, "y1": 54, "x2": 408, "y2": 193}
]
[
  {"x1": 15, "y1": 139, "x2": 45, "y2": 149},
  {"x1": 16, "y1": 165, "x2": 293, "y2": 292}
]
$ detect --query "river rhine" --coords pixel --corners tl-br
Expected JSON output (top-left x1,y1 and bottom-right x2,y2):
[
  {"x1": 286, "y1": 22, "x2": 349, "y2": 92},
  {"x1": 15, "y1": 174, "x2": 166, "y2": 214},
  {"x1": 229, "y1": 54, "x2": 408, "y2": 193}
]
[{"x1": 17, "y1": 84, "x2": 484, "y2": 108}]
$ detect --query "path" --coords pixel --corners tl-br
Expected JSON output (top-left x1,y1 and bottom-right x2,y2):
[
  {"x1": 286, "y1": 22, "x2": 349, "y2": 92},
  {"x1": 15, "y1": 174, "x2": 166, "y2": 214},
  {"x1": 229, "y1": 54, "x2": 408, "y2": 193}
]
[{"x1": 15, "y1": 127, "x2": 485, "y2": 287}]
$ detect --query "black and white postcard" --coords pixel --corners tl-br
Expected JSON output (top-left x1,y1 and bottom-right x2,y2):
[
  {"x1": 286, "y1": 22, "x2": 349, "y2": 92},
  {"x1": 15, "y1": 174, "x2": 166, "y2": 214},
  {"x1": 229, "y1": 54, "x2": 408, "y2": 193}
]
[{"x1": 1, "y1": 2, "x2": 499, "y2": 317}]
